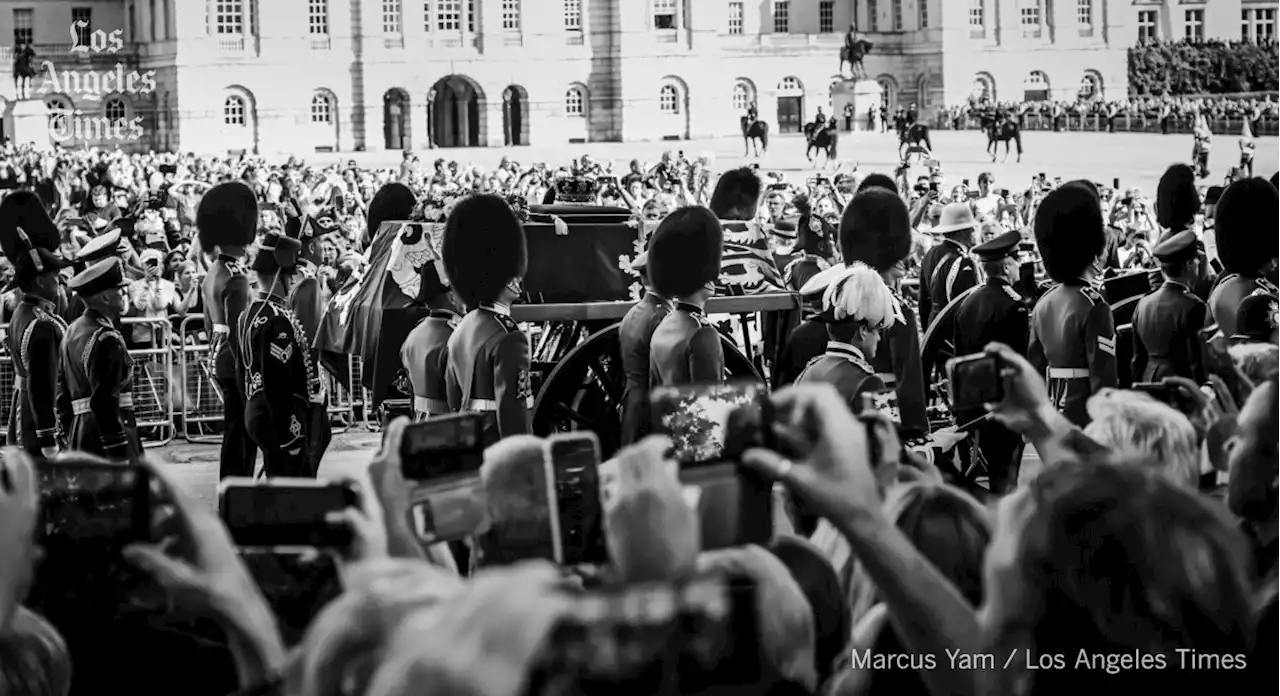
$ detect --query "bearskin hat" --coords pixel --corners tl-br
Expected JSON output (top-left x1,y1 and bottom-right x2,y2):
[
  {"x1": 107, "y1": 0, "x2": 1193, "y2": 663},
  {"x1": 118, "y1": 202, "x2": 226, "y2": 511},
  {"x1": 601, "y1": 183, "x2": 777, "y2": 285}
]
[
  {"x1": 647, "y1": 206, "x2": 723, "y2": 299},
  {"x1": 1215, "y1": 177, "x2": 1279, "y2": 275},
  {"x1": 857, "y1": 173, "x2": 898, "y2": 194},
  {"x1": 1035, "y1": 183, "x2": 1105, "y2": 283},
  {"x1": 1155, "y1": 164, "x2": 1200, "y2": 231},
  {"x1": 708, "y1": 167, "x2": 762, "y2": 220},
  {"x1": 367, "y1": 183, "x2": 416, "y2": 246},
  {"x1": 838, "y1": 188, "x2": 911, "y2": 272},
  {"x1": 442, "y1": 194, "x2": 527, "y2": 308},
  {"x1": 196, "y1": 181, "x2": 257, "y2": 251},
  {"x1": 0, "y1": 190, "x2": 66, "y2": 287}
]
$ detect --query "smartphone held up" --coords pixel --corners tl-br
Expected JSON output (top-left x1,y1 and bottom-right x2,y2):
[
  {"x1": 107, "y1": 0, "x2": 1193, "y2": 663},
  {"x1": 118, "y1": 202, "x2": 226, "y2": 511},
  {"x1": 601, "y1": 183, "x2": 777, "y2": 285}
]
[
  {"x1": 946, "y1": 352, "x2": 1005, "y2": 414},
  {"x1": 399, "y1": 413, "x2": 491, "y2": 545},
  {"x1": 218, "y1": 477, "x2": 360, "y2": 551}
]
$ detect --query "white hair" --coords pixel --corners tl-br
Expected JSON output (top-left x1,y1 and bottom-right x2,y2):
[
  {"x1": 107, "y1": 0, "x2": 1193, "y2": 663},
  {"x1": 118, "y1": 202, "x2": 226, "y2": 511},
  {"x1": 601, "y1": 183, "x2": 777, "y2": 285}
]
[
  {"x1": 1228, "y1": 342, "x2": 1279, "y2": 385},
  {"x1": 1083, "y1": 389, "x2": 1199, "y2": 488},
  {"x1": 822, "y1": 262, "x2": 897, "y2": 330}
]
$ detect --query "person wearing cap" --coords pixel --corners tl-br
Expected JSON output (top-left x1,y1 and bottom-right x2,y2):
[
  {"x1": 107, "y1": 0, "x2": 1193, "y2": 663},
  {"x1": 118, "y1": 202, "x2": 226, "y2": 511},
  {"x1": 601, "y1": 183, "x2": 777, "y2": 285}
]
[
  {"x1": 953, "y1": 230, "x2": 1031, "y2": 493},
  {"x1": 618, "y1": 249, "x2": 673, "y2": 445},
  {"x1": 126, "y1": 247, "x2": 177, "y2": 347},
  {"x1": 774, "y1": 262, "x2": 846, "y2": 388},
  {"x1": 796, "y1": 263, "x2": 896, "y2": 412},
  {"x1": 1230, "y1": 291, "x2": 1278, "y2": 346},
  {"x1": 401, "y1": 241, "x2": 460, "y2": 423},
  {"x1": 284, "y1": 217, "x2": 333, "y2": 469},
  {"x1": 1029, "y1": 183, "x2": 1118, "y2": 427},
  {"x1": 199, "y1": 181, "x2": 259, "y2": 479},
  {"x1": 59, "y1": 257, "x2": 142, "y2": 460},
  {"x1": 1209, "y1": 178, "x2": 1279, "y2": 339},
  {"x1": 0, "y1": 191, "x2": 70, "y2": 458},
  {"x1": 443, "y1": 194, "x2": 534, "y2": 442},
  {"x1": 916, "y1": 202, "x2": 978, "y2": 328},
  {"x1": 238, "y1": 230, "x2": 320, "y2": 477},
  {"x1": 65, "y1": 228, "x2": 141, "y2": 321},
  {"x1": 1132, "y1": 230, "x2": 1208, "y2": 384},
  {"x1": 648, "y1": 207, "x2": 725, "y2": 389}
]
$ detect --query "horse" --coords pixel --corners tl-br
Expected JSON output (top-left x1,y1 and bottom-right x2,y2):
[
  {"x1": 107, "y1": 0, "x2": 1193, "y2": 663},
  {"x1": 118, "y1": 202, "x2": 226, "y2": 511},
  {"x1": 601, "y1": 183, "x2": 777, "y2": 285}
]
[
  {"x1": 11, "y1": 44, "x2": 37, "y2": 100},
  {"x1": 983, "y1": 116, "x2": 1023, "y2": 163},
  {"x1": 839, "y1": 38, "x2": 874, "y2": 81},
  {"x1": 897, "y1": 122, "x2": 932, "y2": 162},
  {"x1": 740, "y1": 116, "x2": 769, "y2": 157},
  {"x1": 804, "y1": 121, "x2": 839, "y2": 168}
]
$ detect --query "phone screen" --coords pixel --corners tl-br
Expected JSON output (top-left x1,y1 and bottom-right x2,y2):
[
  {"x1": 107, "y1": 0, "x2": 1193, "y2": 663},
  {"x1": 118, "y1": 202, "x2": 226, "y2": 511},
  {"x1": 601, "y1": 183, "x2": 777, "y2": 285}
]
[
  {"x1": 400, "y1": 413, "x2": 485, "y2": 481},
  {"x1": 650, "y1": 381, "x2": 769, "y2": 465},
  {"x1": 947, "y1": 354, "x2": 1004, "y2": 413},
  {"x1": 679, "y1": 463, "x2": 772, "y2": 550},
  {"x1": 548, "y1": 435, "x2": 607, "y2": 565},
  {"x1": 220, "y1": 482, "x2": 355, "y2": 549}
]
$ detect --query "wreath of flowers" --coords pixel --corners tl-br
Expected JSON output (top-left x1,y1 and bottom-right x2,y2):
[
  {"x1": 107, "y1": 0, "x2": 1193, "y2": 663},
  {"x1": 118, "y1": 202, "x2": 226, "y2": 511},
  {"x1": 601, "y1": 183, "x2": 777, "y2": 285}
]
[{"x1": 410, "y1": 190, "x2": 532, "y2": 224}]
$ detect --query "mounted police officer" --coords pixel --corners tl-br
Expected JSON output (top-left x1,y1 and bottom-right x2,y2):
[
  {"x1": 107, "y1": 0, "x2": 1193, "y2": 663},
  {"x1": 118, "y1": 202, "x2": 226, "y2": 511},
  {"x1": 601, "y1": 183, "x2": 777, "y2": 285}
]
[
  {"x1": 618, "y1": 250, "x2": 671, "y2": 445},
  {"x1": 649, "y1": 206, "x2": 725, "y2": 388},
  {"x1": 60, "y1": 257, "x2": 141, "y2": 460},
  {"x1": 917, "y1": 202, "x2": 979, "y2": 328},
  {"x1": 1028, "y1": 183, "x2": 1118, "y2": 427},
  {"x1": 0, "y1": 191, "x2": 70, "y2": 457},
  {"x1": 400, "y1": 235, "x2": 459, "y2": 421},
  {"x1": 239, "y1": 230, "x2": 319, "y2": 477},
  {"x1": 1132, "y1": 230, "x2": 1207, "y2": 383},
  {"x1": 443, "y1": 194, "x2": 533, "y2": 443},
  {"x1": 198, "y1": 181, "x2": 258, "y2": 479},
  {"x1": 953, "y1": 231, "x2": 1030, "y2": 494}
]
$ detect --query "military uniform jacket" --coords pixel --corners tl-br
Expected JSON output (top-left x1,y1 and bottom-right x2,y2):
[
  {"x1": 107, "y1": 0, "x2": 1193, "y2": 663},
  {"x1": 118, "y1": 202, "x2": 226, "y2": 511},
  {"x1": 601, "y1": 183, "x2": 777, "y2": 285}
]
[
  {"x1": 57, "y1": 308, "x2": 141, "y2": 460},
  {"x1": 401, "y1": 311, "x2": 457, "y2": 419},
  {"x1": 7, "y1": 296, "x2": 67, "y2": 453},
  {"x1": 619, "y1": 292, "x2": 672, "y2": 445},
  {"x1": 871, "y1": 294, "x2": 928, "y2": 438},
  {"x1": 954, "y1": 279, "x2": 1030, "y2": 357},
  {"x1": 1028, "y1": 282, "x2": 1118, "y2": 427},
  {"x1": 445, "y1": 303, "x2": 533, "y2": 442},
  {"x1": 775, "y1": 318, "x2": 827, "y2": 389},
  {"x1": 917, "y1": 239, "x2": 977, "y2": 329},
  {"x1": 238, "y1": 293, "x2": 316, "y2": 455},
  {"x1": 1209, "y1": 274, "x2": 1278, "y2": 339},
  {"x1": 650, "y1": 303, "x2": 725, "y2": 389},
  {"x1": 202, "y1": 254, "x2": 251, "y2": 380},
  {"x1": 796, "y1": 342, "x2": 887, "y2": 415},
  {"x1": 1132, "y1": 281, "x2": 1207, "y2": 384}
]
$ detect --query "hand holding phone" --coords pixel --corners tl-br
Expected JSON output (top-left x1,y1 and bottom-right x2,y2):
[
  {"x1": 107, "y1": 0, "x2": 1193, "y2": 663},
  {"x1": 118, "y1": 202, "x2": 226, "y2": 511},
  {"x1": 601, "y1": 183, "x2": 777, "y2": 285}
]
[
  {"x1": 544, "y1": 433, "x2": 607, "y2": 566},
  {"x1": 219, "y1": 477, "x2": 360, "y2": 550},
  {"x1": 947, "y1": 352, "x2": 1005, "y2": 413},
  {"x1": 399, "y1": 414, "x2": 491, "y2": 544}
]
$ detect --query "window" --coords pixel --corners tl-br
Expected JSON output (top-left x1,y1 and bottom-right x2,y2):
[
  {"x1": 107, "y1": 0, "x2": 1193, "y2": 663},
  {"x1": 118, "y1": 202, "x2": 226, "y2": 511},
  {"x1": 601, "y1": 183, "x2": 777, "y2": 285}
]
[
  {"x1": 732, "y1": 82, "x2": 752, "y2": 110},
  {"x1": 778, "y1": 76, "x2": 802, "y2": 93},
  {"x1": 565, "y1": 87, "x2": 585, "y2": 116},
  {"x1": 214, "y1": 1, "x2": 243, "y2": 34},
  {"x1": 868, "y1": 0, "x2": 878, "y2": 31},
  {"x1": 224, "y1": 96, "x2": 247, "y2": 126},
  {"x1": 468, "y1": 0, "x2": 475, "y2": 31},
  {"x1": 892, "y1": 0, "x2": 902, "y2": 30},
  {"x1": 104, "y1": 96, "x2": 127, "y2": 124},
  {"x1": 308, "y1": 0, "x2": 328, "y2": 34},
  {"x1": 436, "y1": 0, "x2": 460, "y2": 30},
  {"x1": 564, "y1": 0, "x2": 581, "y2": 30},
  {"x1": 1075, "y1": 0, "x2": 1090, "y2": 26},
  {"x1": 72, "y1": 8, "x2": 92, "y2": 44},
  {"x1": 1243, "y1": 9, "x2": 1276, "y2": 42},
  {"x1": 502, "y1": 0, "x2": 520, "y2": 30},
  {"x1": 1020, "y1": 0, "x2": 1040, "y2": 26},
  {"x1": 46, "y1": 97, "x2": 72, "y2": 133},
  {"x1": 1079, "y1": 73, "x2": 1101, "y2": 100},
  {"x1": 819, "y1": 1, "x2": 834, "y2": 33},
  {"x1": 773, "y1": 0, "x2": 789, "y2": 32},
  {"x1": 12, "y1": 8, "x2": 32, "y2": 45},
  {"x1": 1137, "y1": 9, "x2": 1157, "y2": 41},
  {"x1": 920, "y1": 0, "x2": 929, "y2": 28},
  {"x1": 728, "y1": 1, "x2": 743, "y2": 34},
  {"x1": 1184, "y1": 9, "x2": 1203, "y2": 40},
  {"x1": 654, "y1": 0, "x2": 676, "y2": 30},
  {"x1": 311, "y1": 93, "x2": 333, "y2": 123},
  {"x1": 968, "y1": 0, "x2": 983, "y2": 27},
  {"x1": 659, "y1": 84, "x2": 679, "y2": 113},
  {"x1": 382, "y1": 0, "x2": 401, "y2": 33}
]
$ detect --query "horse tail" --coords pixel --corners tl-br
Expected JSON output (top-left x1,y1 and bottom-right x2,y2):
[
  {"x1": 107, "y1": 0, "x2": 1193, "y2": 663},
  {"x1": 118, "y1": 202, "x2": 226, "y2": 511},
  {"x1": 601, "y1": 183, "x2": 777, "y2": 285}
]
[
  {"x1": 828, "y1": 132, "x2": 839, "y2": 159},
  {"x1": 1014, "y1": 128, "x2": 1023, "y2": 155},
  {"x1": 759, "y1": 124, "x2": 769, "y2": 150}
]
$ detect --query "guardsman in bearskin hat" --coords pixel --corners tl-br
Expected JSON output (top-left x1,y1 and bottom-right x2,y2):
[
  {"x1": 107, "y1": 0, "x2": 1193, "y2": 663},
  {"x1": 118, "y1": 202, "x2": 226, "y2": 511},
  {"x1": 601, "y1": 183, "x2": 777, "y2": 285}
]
[
  {"x1": 285, "y1": 215, "x2": 332, "y2": 470},
  {"x1": 648, "y1": 207, "x2": 725, "y2": 389},
  {"x1": 443, "y1": 194, "x2": 533, "y2": 442},
  {"x1": 839, "y1": 186, "x2": 928, "y2": 439},
  {"x1": 917, "y1": 202, "x2": 979, "y2": 328},
  {"x1": 618, "y1": 249, "x2": 672, "y2": 445},
  {"x1": 1132, "y1": 230, "x2": 1207, "y2": 384},
  {"x1": 953, "y1": 230, "x2": 1030, "y2": 493},
  {"x1": 239, "y1": 230, "x2": 319, "y2": 477},
  {"x1": 400, "y1": 235, "x2": 459, "y2": 421},
  {"x1": 1029, "y1": 183, "x2": 1118, "y2": 427},
  {"x1": 60, "y1": 257, "x2": 142, "y2": 460},
  {"x1": 0, "y1": 191, "x2": 70, "y2": 457},
  {"x1": 198, "y1": 181, "x2": 258, "y2": 479},
  {"x1": 1209, "y1": 178, "x2": 1279, "y2": 339}
]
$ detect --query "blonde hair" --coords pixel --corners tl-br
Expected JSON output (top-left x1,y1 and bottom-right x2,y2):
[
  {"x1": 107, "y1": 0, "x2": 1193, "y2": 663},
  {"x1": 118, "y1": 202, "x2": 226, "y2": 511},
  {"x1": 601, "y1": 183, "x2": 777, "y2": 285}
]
[
  {"x1": 604, "y1": 444, "x2": 700, "y2": 583},
  {"x1": 822, "y1": 262, "x2": 897, "y2": 330},
  {"x1": 1083, "y1": 388, "x2": 1199, "y2": 488},
  {"x1": 1228, "y1": 342, "x2": 1279, "y2": 385}
]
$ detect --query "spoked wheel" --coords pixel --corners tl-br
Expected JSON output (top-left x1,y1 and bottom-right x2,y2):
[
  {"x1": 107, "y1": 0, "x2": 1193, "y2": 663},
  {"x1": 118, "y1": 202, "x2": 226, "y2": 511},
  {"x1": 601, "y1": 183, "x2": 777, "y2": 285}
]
[
  {"x1": 920, "y1": 286, "x2": 978, "y2": 427},
  {"x1": 532, "y1": 323, "x2": 761, "y2": 459}
]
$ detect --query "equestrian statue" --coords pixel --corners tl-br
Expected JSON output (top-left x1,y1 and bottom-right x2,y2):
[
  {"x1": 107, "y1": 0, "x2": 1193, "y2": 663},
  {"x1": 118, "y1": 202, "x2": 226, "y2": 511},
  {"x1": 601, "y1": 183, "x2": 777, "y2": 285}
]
[{"x1": 838, "y1": 26, "x2": 873, "y2": 81}]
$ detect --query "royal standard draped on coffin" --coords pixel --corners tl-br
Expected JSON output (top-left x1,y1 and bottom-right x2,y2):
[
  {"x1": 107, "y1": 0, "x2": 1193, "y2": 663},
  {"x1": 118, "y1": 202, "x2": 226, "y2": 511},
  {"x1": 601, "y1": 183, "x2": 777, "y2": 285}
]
[{"x1": 633, "y1": 219, "x2": 788, "y2": 297}]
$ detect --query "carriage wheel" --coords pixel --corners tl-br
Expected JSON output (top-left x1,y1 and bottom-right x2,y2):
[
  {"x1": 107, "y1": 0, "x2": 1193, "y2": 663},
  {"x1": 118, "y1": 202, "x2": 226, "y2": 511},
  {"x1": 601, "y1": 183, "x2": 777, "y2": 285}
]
[
  {"x1": 920, "y1": 287, "x2": 979, "y2": 425},
  {"x1": 531, "y1": 323, "x2": 761, "y2": 458}
]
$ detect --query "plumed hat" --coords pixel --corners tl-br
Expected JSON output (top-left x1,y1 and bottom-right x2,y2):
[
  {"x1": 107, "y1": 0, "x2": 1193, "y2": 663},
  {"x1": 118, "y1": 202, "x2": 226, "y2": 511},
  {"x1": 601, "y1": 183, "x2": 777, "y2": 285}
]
[
  {"x1": 196, "y1": 181, "x2": 258, "y2": 251},
  {"x1": 647, "y1": 206, "x2": 724, "y2": 298},
  {"x1": 367, "y1": 183, "x2": 417, "y2": 247},
  {"x1": 0, "y1": 190, "x2": 67, "y2": 287},
  {"x1": 1214, "y1": 177, "x2": 1279, "y2": 276},
  {"x1": 1155, "y1": 164, "x2": 1200, "y2": 231},
  {"x1": 441, "y1": 194, "x2": 526, "y2": 308},
  {"x1": 823, "y1": 262, "x2": 897, "y2": 330},
  {"x1": 1035, "y1": 183, "x2": 1106, "y2": 283},
  {"x1": 839, "y1": 188, "x2": 911, "y2": 272}
]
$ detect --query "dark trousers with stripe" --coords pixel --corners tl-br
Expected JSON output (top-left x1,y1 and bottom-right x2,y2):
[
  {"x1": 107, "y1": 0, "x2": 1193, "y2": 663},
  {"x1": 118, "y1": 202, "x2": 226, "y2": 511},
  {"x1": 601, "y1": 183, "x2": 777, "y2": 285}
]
[{"x1": 218, "y1": 376, "x2": 258, "y2": 479}]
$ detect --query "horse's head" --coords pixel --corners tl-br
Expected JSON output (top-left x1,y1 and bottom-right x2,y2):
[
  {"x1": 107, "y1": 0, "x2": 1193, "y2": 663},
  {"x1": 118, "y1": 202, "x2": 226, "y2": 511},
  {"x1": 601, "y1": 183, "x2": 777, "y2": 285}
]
[{"x1": 856, "y1": 39, "x2": 873, "y2": 54}]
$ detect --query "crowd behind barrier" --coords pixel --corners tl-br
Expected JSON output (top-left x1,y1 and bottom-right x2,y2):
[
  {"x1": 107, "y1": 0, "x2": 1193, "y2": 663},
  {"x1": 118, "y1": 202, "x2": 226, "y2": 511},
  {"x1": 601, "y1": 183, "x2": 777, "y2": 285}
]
[{"x1": 937, "y1": 113, "x2": 1280, "y2": 136}]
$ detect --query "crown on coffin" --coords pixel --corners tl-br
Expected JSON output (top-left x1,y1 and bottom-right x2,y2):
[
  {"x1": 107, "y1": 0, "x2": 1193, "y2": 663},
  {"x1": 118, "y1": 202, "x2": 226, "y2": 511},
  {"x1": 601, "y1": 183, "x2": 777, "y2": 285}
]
[{"x1": 553, "y1": 177, "x2": 601, "y2": 203}]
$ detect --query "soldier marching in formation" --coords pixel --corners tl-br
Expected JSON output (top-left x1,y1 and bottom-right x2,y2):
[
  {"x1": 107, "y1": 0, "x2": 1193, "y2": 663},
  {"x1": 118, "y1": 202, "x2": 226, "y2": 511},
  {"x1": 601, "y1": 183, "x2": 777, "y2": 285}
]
[
  {"x1": 400, "y1": 236, "x2": 459, "y2": 422},
  {"x1": 648, "y1": 206, "x2": 726, "y2": 389}
]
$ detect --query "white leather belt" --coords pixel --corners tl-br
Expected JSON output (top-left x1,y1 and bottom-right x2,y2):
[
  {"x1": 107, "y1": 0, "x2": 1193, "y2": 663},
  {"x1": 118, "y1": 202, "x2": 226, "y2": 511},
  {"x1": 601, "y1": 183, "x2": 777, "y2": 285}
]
[
  {"x1": 414, "y1": 396, "x2": 450, "y2": 416},
  {"x1": 72, "y1": 393, "x2": 133, "y2": 415},
  {"x1": 1047, "y1": 368, "x2": 1089, "y2": 380},
  {"x1": 464, "y1": 396, "x2": 534, "y2": 412},
  {"x1": 213, "y1": 324, "x2": 230, "y2": 334}
]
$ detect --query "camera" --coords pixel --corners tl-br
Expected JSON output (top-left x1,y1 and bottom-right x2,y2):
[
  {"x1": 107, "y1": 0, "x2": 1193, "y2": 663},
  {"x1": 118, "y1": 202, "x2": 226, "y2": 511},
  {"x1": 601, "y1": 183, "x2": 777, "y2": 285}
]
[{"x1": 946, "y1": 352, "x2": 1004, "y2": 413}]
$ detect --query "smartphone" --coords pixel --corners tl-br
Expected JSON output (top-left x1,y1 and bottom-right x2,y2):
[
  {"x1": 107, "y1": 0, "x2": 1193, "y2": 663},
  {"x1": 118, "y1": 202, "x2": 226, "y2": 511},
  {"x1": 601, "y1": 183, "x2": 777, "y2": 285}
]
[
  {"x1": 400, "y1": 414, "x2": 491, "y2": 544},
  {"x1": 37, "y1": 458, "x2": 152, "y2": 544},
  {"x1": 678, "y1": 461, "x2": 773, "y2": 550},
  {"x1": 649, "y1": 380, "x2": 772, "y2": 465},
  {"x1": 966, "y1": 190, "x2": 980, "y2": 200},
  {"x1": 928, "y1": 181, "x2": 939, "y2": 193},
  {"x1": 947, "y1": 353, "x2": 1004, "y2": 413},
  {"x1": 1131, "y1": 382, "x2": 1198, "y2": 415},
  {"x1": 544, "y1": 433, "x2": 608, "y2": 566},
  {"x1": 768, "y1": 182, "x2": 789, "y2": 191},
  {"x1": 218, "y1": 477, "x2": 359, "y2": 550},
  {"x1": 1112, "y1": 177, "x2": 1120, "y2": 190}
]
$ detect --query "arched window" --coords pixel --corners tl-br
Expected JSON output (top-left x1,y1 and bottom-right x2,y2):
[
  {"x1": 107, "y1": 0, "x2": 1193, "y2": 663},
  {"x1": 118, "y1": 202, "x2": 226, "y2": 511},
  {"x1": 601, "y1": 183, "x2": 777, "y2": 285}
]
[
  {"x1": 224, "y1": 95, "x2": 247, "y2": 126},
  {"x1": 659, "y1": 84, "x2": 679, "y2": 114},
  {"x1": 1079, "y1": 72, "x2": 1102, "y2": 100},
  {"x1": 972, "y1": 73, "x2": 995, "y2": 103},
  {"x1": 777, "y1": 76, "x2": 803, "y2": 94},
  {"x1": 103, "y1": 96, "x2": 128, "y2": 124},
  {"x1": 565, "y1": 86, "x2": 585, "y2": 116},
  {"x1": 732, "y1": 81, "x2": 753, "y2": 111},
  {"x1": 828, "y1": 77, "x2": 842, "y2": 109},
  {"x1": 877, "y1": 79, "x2": 895, "y2": 110},
  {"x1": 1027, "y1": 71, "x2": 1049, "y2": 88},
  {"x1": 311, "y1": 92, "x2": 334, "y2": 124},
  {"x1": 917, "y1": 75, "x2": 931, "y2": 108},
  {"x1": 1023, "y1": 70, "x2": 1050, "y2": 101},
  {"x1": 45, "y1": 96, "x2": 73, "y2": 132}
]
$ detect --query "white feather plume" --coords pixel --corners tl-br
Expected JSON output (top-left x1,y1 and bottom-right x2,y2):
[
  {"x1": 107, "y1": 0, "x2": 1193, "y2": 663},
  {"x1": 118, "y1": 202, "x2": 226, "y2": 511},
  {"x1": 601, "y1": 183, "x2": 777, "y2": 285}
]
[{"x1": 822, "y1": 262, "x2": 897, "y2": 330}]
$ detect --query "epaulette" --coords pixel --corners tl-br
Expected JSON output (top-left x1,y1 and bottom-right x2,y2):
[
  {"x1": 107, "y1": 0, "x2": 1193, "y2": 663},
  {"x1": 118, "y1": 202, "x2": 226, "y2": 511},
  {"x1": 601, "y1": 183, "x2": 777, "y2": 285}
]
[
  {"x1": 491, "y1": 312, "x2": 518, "y2": 333},
  {"x1": 1079, "y1": 284, "x2": 1104, "y2": 305},
  {"x1": 225, "y1": 258, "x2": 245, "y2": 276},
  {"x1": 1001, "y1": 284, "x2": 1023, "y2": 303}
]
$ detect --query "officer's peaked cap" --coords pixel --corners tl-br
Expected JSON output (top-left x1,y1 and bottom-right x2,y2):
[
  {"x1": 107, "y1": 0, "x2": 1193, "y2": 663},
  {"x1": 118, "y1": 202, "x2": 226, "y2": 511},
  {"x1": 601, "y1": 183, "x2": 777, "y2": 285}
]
[
  {"x1": 647, "y1": 206, "x2": 723, "y2": 298},
  {"x1": 1152, "y1": 229, "x2": 1198, "y2": 265},
  {"x1": 197, "y1": 181, "x2": 258, "y2": 251},
  {"x1": 1034, "y1": 183, "x2": 1105, "y2": 283},
  {"x1": 76, "y1": 229, "x2": 125, "y2": 264},
  {"x1": 252, "y1": 231, "x2": 303, "y2": 274},
  {"x1": 68, "y1": 257, "x2": 129, "y2": 297},
  {"x1": 441, "y1": 194, "x2": 526, "y2": 307},
  {"x1": 972, "y1": 231, "x2": 1022, "y2": 262}
]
